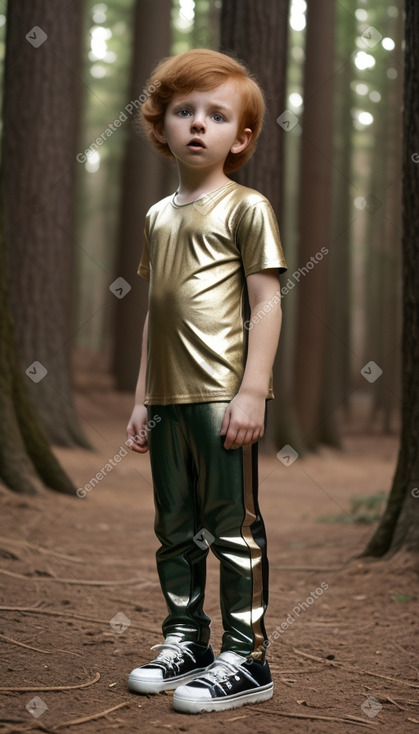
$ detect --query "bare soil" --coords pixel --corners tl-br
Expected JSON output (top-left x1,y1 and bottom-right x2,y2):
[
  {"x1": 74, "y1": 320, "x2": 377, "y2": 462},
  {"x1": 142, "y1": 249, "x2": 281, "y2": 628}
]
[{"x1": 1, "y1": 390, "x2": 418, "y2": 734}]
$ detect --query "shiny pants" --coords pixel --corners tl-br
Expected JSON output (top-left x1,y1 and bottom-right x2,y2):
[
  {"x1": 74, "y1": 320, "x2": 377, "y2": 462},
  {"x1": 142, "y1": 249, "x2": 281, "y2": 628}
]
[{"x1": 147, "y1": 402, "x2": 269, "y2": 660}]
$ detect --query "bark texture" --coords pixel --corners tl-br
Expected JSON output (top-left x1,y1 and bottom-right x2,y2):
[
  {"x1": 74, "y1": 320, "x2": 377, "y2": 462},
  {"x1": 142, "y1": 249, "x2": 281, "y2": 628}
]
[
  {"x1": 293, "y1": 0, "x2": 335, "y2": 450},
  {"x1": 0, "y1": 180, "x2": 76, "y2": 495},
  {"x1": 113, "y1": 0, "x2": 173, "y2": 391},
  {"x1": 2, "y1": 0, "x2": 89, "y2": 447},
  {"x1": 220, "y1": 0, "x2": 292, "y2": 451},
  {"x1": 364, "y1": 0, "x2": 419, "y2": 556}
]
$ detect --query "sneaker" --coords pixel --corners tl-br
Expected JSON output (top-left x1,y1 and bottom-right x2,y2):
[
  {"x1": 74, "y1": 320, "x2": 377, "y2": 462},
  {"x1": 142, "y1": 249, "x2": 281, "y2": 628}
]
[
  {"x1": 173, "y1": 650, "x2": 273, "y2": 713},
  {"x1": 128, "y1": 635, "x2": 215, "y2": 694}
]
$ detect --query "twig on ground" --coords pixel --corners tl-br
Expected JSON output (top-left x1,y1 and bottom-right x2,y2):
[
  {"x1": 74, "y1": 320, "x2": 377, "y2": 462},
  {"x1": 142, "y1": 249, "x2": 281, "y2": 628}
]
[
  {"x1": 362, "y1": 670, "x2": 419, "y2": 689},
  {"x1": 293, "y1": 648, "x2": 341, "y2": 667},
  {"x1": 251, "y1": 709, "x2": 378, "y2": 728},
  {"x1": 4, "y1": 724, "x2": 58, "y2": 734},
  {"x1": 0, "y1": 601, "x2": 43, "y2": 612},
  {"x1": 384, "y1": 696, "x2": 406, "y2": 711},
  {"x1": 269, "y1": 566, "x2": 343, "y2": 572},
  {"x1": 0, "y1": 633, "x2": 51, "y2": 654},
  {"x1": 0, "y1": 569, "x2": 144, "y2": 586},
  {"x1": 0, "y1": 537, "x2": 84, "y2": 563},
  {"x1": 0, "y1": 671, "x2": 100, "y2": 692},
  {"x1": 293, "y1": 647, "x2": 419, "y2": 689},
  {"x1": 55, "y1": 702, "x2": 129, "y2": 729},
  {"x1": 0, "y1": 604, "x2": 157, "y2": 634}
]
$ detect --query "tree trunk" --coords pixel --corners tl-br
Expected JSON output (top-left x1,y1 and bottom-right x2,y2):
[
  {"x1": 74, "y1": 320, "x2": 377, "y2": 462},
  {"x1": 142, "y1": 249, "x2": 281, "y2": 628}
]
[
  {"x1": 369, "y1": 8, "x2": 403, "y2": 434},
  {"x1": 2, "y1": 0, "x2": 89, "y2": 448},
  {"x1": 113, "y1": 0, "x2": 174, "y2": 391},
  {"x1": 293, "y1": 0, "x2": 335, "y2": 450},
  {"x1": 317, "y1": 0, "x2": 355, "y2": 447},
  {"x1": 219, "y1": 0, "x2": 292, "y2": 451},
  {"x1": 0, "y1": 180, "x2": 76, "y2": 495},
  {"x1": 364, "y1": 0, "x2": 419, "y2": 556}
]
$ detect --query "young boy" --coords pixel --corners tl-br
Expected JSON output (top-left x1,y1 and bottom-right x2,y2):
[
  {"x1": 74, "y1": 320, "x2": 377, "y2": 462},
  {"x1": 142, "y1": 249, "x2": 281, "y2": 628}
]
[{"x1": 126, "y1": 48, "x2": 287, "y2": 714}]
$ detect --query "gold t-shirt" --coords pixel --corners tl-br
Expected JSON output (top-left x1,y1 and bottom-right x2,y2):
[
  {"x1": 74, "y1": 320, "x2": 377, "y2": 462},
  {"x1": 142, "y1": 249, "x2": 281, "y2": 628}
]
[{"x1": 138, "y1": 181, "x2": 287, "y2": 406}]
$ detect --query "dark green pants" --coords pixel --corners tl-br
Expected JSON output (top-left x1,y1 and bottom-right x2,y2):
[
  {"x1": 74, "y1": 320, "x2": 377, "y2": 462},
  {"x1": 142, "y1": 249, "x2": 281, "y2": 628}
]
[{"x1": 147, "y1": 402, "x2": 269, "y2": 660}]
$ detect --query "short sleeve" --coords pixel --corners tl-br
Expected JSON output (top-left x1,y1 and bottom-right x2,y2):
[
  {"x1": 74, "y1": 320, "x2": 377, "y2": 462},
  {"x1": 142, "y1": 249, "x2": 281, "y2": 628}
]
[
  {"x1": 236, "y1": 199, "x2": 287, "y2": 276},
  {"x1": 137, "y1": 224, "x2": 150, "y2": 281}
]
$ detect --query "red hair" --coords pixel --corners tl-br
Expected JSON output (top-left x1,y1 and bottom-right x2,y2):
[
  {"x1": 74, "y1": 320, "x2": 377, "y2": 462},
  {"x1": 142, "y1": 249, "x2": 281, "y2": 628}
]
[{"x1": 140, "y1": 49, "x2": 265, "y2": 173}]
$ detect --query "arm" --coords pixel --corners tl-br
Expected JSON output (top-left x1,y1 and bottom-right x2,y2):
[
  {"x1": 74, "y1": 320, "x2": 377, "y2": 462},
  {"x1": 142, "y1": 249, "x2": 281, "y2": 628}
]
[
  {"x1": 220, "y1": 269, "x2": 282, "y2": 449},
  {"x1": 126, "y1": 311, "x2": 150, "y2": 454}
]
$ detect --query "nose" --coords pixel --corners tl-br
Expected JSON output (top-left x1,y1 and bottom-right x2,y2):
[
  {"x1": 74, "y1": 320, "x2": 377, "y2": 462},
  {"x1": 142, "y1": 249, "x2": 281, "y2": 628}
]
[{"x1": 191, "y1": 115, "x2": 206, "y2": 133}]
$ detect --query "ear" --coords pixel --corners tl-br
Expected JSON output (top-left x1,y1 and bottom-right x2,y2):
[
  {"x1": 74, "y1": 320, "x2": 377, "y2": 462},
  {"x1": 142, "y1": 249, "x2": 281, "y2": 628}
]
[
  {"x1": 230, "y1": 128, "x2": 252, "y2": 155},
  {"x1": 154, "y1": 125, "x2": 167, "y2": 144}
]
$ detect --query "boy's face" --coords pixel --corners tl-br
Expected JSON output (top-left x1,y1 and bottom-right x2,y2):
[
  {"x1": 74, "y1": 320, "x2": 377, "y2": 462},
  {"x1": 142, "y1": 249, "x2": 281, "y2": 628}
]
[{"x1": 156, "y1": 80, "x2": 252, "y2": 173}]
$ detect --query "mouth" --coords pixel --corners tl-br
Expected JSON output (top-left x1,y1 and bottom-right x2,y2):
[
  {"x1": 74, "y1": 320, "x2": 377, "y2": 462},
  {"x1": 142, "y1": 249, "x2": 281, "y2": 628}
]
[{"x1": 187, "y1": 138, "x2": 206, "y2": 149}]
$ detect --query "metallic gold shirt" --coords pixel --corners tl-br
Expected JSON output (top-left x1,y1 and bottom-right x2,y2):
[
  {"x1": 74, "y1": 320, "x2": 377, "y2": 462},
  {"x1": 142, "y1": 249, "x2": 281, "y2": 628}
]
[{"x1": 138, "y1": 181, "x2": 287, "y2": 405}]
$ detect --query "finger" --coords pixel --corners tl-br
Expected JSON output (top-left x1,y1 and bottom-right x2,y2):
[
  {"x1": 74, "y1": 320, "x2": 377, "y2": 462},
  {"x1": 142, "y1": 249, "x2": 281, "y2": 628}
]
[
  {"x1": 247, "y1": 428, "x2": 263, "y2": 444},
  {"x1": 220, "y1": 407, "x2": 231, "y2": 436},
  {"x1": 223, "y1": 426, "x2": 236, "y2": 449},
  {"x1": 233, "y1": 428, "x2": 254, "y2": 448},
  {"x1": 224, "y1": 426, "x2": 246, "y2": 450},
  {"x1": 242, "y1": 428, "x2": 257, "y2": 446},
  {"x1": 250, "y1": 427, "x2": 263, "y2": 444},
  {"x1": 129, "y1": 439, "x2": 149, "y2": 454},
  {"x1": 127, "y1": 430, "x2": 148, "y2": 451},
  {"x1": 136, "y1": 443, "x2": 149, "y2": 454}
]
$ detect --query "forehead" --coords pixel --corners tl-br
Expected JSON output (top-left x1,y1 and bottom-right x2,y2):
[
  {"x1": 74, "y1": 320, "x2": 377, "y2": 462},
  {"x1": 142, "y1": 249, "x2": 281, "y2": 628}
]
[{"x1": 169, "y1": 80, "x2": 242, "y2": 110}]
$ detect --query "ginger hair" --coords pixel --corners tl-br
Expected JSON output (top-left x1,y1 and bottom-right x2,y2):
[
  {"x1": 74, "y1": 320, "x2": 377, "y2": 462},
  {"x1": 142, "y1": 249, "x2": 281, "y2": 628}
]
[{"x1": 139, "y1": 49, "x2": 265, "y2": 174}]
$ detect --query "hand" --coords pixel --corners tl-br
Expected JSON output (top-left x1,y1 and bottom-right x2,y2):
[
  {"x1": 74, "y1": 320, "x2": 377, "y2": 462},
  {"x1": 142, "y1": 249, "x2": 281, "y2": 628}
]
[
  {"x1": 220, "y1": 391, "x2": 266, "y2": 450},
  {"x1": 126, "y1": 404, "x2": 149, "y2": 454}
]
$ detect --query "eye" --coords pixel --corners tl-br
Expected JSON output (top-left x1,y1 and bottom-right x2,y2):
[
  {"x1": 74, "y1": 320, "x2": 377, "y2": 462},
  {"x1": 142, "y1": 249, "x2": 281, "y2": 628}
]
[
  {"x1": 177, "y1": 108, "x2": 191, "y2": 117},
  {"x1": 212, "y1": 113, "x2": 224, "y2": 122}
]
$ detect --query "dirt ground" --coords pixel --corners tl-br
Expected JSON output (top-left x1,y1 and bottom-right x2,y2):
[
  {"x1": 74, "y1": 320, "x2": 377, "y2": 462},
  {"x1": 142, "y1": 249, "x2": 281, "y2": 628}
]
[{"x1": 1, "y1": 390, "x2": 418, "y2": 734}]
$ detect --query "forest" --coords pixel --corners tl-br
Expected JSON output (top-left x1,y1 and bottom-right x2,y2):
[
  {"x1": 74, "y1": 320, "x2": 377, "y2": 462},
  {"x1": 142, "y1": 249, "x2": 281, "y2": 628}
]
[{"x1": 0, "y1": 1, "x2": 418, "y2": 732}]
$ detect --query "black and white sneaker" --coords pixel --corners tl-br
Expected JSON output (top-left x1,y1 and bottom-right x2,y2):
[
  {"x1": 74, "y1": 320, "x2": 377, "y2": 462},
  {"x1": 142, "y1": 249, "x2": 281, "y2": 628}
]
[
  {"x1": 173, "y1": 650, "x2": 273, "y2": 713},
  {"x1": 128, "y1": 635, "x2": 215, "y2": 694}
]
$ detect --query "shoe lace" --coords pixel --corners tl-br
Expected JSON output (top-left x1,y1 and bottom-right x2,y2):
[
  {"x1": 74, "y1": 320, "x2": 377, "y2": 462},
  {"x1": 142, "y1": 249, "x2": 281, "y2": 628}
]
[
  {"x1": 198, "y1": 658, "x2": 240, "y2": 685},
  {"x1": 150, "y1": 641, "x2": 196, "y2": 670}
]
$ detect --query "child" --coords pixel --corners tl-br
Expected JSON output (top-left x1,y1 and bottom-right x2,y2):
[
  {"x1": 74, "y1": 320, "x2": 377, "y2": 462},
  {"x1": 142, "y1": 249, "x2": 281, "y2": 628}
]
[{"x1": 126, "y1": 48, "x2": 287, "y2": 714}]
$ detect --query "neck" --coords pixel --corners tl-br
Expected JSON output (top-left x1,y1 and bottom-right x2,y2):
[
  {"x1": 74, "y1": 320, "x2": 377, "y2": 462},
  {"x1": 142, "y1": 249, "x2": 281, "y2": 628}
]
[{"x1": 174, "y1": 165, "x2": 231, "y2": 204}]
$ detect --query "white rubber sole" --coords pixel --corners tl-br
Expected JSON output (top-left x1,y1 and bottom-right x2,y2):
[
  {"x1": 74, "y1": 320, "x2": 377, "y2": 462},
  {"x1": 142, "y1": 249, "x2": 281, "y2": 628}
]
[
  {"x1": 128, "y1": 667, "x2": 210, "y2": 694},
  {"x1": 173, "y1": 682, "x2": 274, "y2": 713}
]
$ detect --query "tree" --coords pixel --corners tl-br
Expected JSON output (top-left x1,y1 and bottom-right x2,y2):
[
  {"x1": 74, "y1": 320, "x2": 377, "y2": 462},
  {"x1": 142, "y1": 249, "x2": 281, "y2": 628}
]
[
  {"x1": 317, "y1": 0, "x2": 356, "y2": 448},
  {"x1": 0, "y1": 183, "x2": 76, "y2": 495},
  {"x1": 219, "y1": 0, "x2": 292, "y2": 451},
  {"x1": 364, "y1": 0, "x2": 419, "y2": 556},
  {"x1": 2, "y1": 0, "x2": 89, "y2": 447},
  {"x1": 113, "y1": 0, "x2": 174, "y2": 391},
  {"x1": 364, "y1": 6, "x2": 403, "y2": 433},
  {"x1": 292, "y1": 0, "x2": 335, "y2": 450}
]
